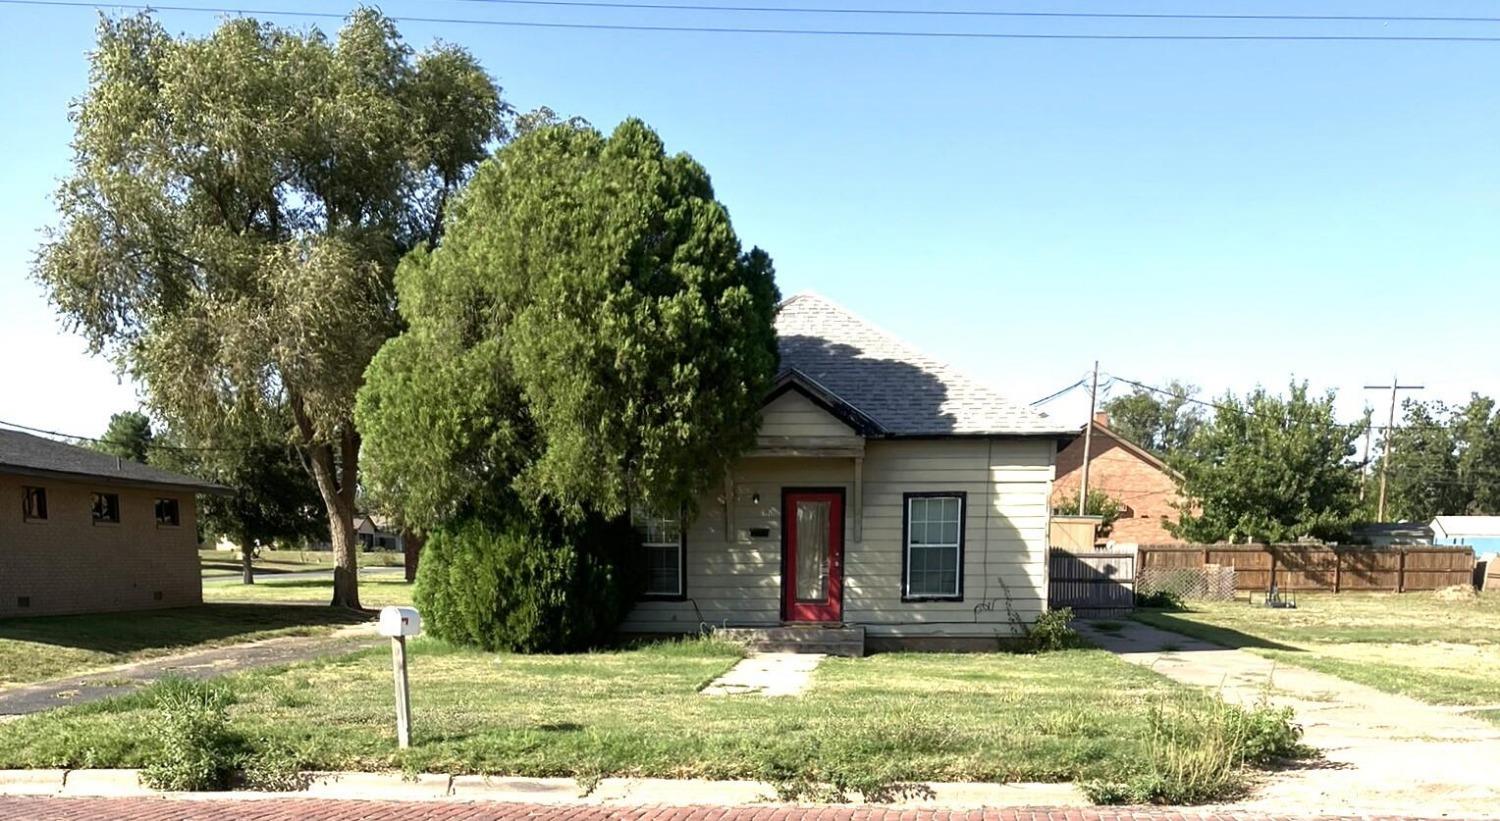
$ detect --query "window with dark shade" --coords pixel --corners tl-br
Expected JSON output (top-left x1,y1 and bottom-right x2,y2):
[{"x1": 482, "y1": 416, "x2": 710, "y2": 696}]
[
  {"x1": 903, "y1": 493, "x2": 965, "y2": 600},
  {"x1": 155, "y1": 498, "x2": 180, "y2": 527},
  {"x1": 91, "y1": 492, "x2": 121, "y2": 524},
  {"x1": 22, "y1": 486, "x2": 47, "y2": 521}
]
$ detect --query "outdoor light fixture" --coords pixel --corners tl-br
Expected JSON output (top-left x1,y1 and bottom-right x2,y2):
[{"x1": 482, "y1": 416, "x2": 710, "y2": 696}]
[{"x1": 752, "y1": 492, "x2": 761, "y2": 504}]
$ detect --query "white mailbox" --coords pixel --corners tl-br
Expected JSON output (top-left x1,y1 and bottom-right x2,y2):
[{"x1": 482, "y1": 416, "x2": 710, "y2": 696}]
[{"x1": 378, "y1": 606, "x2": 422, "y2": 638}]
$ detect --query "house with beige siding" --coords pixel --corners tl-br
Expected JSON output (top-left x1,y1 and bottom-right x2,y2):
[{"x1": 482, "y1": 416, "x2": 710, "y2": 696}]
[
  {"x1": 0, "y1": 429, "x2": 223, "y2": 617},
  {"x1": 621, "y1": 293, "x2": 1073, "y2": 651}
]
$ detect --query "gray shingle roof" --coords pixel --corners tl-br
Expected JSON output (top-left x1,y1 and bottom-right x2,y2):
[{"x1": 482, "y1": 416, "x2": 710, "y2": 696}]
[
  {"x1": 0, "y1": 428, "x2": 224, "y2": 492},
  {"x1": 775, "y1": 293, "x2": 1073, "y2": 437}
]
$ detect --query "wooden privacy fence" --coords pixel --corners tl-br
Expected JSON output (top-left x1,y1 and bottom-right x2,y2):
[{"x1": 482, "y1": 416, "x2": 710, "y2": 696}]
[
  {"x1": 1048, "y1": 549, "x2": 1135, "y2": 616},
  {"x1": 1136, "y1": 544, "x2": 1475, "y2": 593}
]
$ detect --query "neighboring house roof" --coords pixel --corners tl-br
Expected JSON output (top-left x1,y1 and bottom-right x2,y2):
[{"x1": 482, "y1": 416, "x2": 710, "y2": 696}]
[
  {"x1": 775, "y1": 293, "x2": 1072, "y2": 437},
  {"x1": 1059, "y1": 418, "x2": 1182, "y2": 480},
  {"x1": 1430, "y1": 516, "x2": 1500, "y2": 539},
  {"x1": 1350, "y1": 522, "x2": 1435, "y2": 544},
  {"x1": 0, "y1": 428, "x2": 226, "y2": 493}
]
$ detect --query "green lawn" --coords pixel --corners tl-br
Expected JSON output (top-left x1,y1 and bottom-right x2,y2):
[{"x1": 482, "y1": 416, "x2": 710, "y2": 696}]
[
  {"x1": 201, "y1": 549, "x2": 404, "y2": 576},
  {"x1": 0, "y1": 604, "x2": 371, "y2": 688},
  {"x1": 0, "y1": 639, "x2": 1195, "y2": 788},
  {"x1": 204, "y1": 577, "x2": 416, "y2": 607},
  {"x1": 1135, "y1": 592, "x2": 1500, "y2": 720}
]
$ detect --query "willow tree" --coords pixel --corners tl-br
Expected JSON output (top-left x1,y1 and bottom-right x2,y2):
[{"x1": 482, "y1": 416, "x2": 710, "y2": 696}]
[{"x1": 34, "y1": 10, "x2": 507, "y2": 607}]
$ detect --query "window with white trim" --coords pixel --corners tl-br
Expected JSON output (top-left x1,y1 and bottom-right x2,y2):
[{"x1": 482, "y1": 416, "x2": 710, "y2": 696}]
[
  {"x1": 633, "y1": 508, "x2": 684, "y2": 598},
  {"x1": 904, "y1": 493, "x2": 964, "y2": 599}
]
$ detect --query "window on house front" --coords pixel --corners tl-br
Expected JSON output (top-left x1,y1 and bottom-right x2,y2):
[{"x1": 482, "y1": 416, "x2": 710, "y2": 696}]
[
  {"x1": 91, "y1": 492, "x2": 121, "y2": 524},
  {"x1": 903, "y1": 493, "x2": 965, "y2": 600},
  {"x1": 155, "y1": 498, "x2": 180, "y2": 527},
  {"x1": 22, "y1": 487, "x2": 47, "y2": 521},
  {"x1": 633, "y1": 507, "x2": 684, "y2": 598}
]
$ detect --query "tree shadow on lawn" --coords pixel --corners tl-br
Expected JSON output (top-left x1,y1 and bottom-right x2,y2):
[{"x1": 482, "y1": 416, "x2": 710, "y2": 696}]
[
  {"x1": 0, "y1": 603, "x2": 369, "y2": 655},
  {"x1": 1131, "y1": 610, "x2": 1302, "y2": 652},
  {"x1": 200, "y1": 560, "x2": 304, "y2": 575}
]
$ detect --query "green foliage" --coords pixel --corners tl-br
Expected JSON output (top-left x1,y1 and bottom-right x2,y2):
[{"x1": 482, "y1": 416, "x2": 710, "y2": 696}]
[
  {"x1": 1169, "y1": 381, "x2": 1364, "y2": 543},
  {"x1": 91, "y1": 411, "x2": 154, "y2": 463},
  {"x1": 1052, "y1": 489, "x2": 1125, "y2": 537},
  {"x1": 140, "y1": 678, "x2": 240, "y2": 791},
  {"x1": 1028, "y1": 607, "x2": 1081, "y2": 652},
  {"x1": 357, "y1": 118, "x2": 780, "y2": 531},
  {"x1": 1101, "y1": 380, "x2": 1205, "y2": 457},
  {"x1": 414, "y1": 512, "x2": 643, "y2": 652},
  {"x1": 1083, "y1": 693, "x2": 1306, "y2": 805},
  {"x1": 35, "y1": 10, "x2": 507, "y2": 606},
  {"x1": 1383, "y1": 395, "x2": 1500, "y2": 520},
  {"x1": 1135, "y1": 589, "x2": 1187, "y2": 610},
  {"x1": 155, "y1": 417, "x2": 327, "y2": 550}
]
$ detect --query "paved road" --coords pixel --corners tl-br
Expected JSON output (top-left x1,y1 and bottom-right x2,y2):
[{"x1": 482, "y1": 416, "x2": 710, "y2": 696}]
[
  {"x1": 0, "y1": 798, "x2": 1434, "y2": 821},
  {"x1": 0, "y1": 627, "x2": 380, "y2": 717},
  {"x1": 202, "y1": 566, "x2": 407, "y2": 584}
]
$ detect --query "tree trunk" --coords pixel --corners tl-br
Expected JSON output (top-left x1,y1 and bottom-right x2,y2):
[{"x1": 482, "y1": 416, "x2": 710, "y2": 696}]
[
  {"x1": 403, "y1": 530, "x2": 424, "y2": 583},
  {"x1": 241, "y1": 542, "x2": 255, "y2": 585},
  {"x1": 292, "y1": 400, "x2": 362, "y2": 610}
]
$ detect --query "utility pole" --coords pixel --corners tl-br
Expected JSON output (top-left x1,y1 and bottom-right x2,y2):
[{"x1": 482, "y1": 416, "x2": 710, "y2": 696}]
[
  {"x1": 1359, "y1": 407, "x2": 1373, "y2": 502},
  {"x1": 1363, "y1": 377, "x2": 1424, "y2": 522},
  {"x1": 1078, "y1": 361, "x2": 1099, "y2": 516}
]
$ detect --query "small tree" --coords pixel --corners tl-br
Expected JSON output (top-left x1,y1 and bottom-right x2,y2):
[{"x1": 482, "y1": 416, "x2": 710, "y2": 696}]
[
  {"x1": 92, "y1": 411, "x2": 155, "y2": 464},
  {"x1": 35, "y1": 11, "x2": 507, "y2": 608},
  {"x1": 1169, "y1": 381, "x2": 1363, "y2": 543},
  {"x1": 1053, "y1": 489, "x2": 1125, "y2": 538}
]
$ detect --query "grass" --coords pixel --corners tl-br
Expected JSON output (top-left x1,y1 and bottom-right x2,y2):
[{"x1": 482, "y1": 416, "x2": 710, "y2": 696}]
[
  {"x1": 204, "y1": 578, "x2": 416, "y2": 607},
  {"x1": 0, "y1": 639, "x2": 1213, "y2": 790},
  {"x1": 1135, "y1": 592, "x2": 1500, "y2": 721},
  {"x1": 201, "y1": 549, "x2": 404, "y2": 577},
  {"x1": 0, "y1": 604, "x2": 371, "y2": 688}
]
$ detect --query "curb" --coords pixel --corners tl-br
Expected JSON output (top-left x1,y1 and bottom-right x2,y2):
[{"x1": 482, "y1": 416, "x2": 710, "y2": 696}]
[{"x1": 0, "y1": 770, "x2": 1089, "y2": 808}]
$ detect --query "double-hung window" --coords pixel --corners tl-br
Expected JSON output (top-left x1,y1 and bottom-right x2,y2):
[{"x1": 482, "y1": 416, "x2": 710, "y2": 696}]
[
  {"x1": 634, "y1": 508, "x2": 685, "y2": 599},
  {"x1": 903, "y1": 493, "x2": 965, "y2": 600}
]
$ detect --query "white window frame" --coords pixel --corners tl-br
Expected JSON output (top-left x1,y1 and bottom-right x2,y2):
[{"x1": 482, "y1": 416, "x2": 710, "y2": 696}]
[
  {"x1": 634, "y1": 507, "x2": 685, "y2": 599},
  {"x1": 902, "y1": 492, "x2": 965, "y2": 601}
]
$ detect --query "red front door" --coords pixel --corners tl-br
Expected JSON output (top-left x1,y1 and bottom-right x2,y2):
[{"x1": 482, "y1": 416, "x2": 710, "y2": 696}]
[{"x1": 783, "y1": 490, "x2": 844, "y2": 623}]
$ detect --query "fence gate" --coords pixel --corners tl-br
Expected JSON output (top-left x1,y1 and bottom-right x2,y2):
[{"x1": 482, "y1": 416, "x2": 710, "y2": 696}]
[{"x1": 1048, "y1": 549, "x2": 1136, "y2": 616}]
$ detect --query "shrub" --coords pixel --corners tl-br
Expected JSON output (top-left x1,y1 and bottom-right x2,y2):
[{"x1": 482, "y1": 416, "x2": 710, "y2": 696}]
[
  {"x1": 1028, "y1": 607, "x2": 1082, "y2": 652},
  {"x1": 1135, "y1": 589, "x2": 1186, "y2": 610},
  {"x1": 415, "y1": 510, "x2": 642, "y2": 652},
  {"x1": 140, "y1": 678, "x2": 241, "y2": 791},
  {"x1": 1083, "y1": 692, "x2": 1308, "y2": 805}
]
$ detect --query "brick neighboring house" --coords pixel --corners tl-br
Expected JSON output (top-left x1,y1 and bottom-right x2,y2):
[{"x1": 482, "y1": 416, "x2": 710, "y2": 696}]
[
  {"x1": 0, "y1": 428, "x2": 225, "y2": 617},
  {"x1": 1051, "y1": 412, "x2": 1184, "y2": 545}
]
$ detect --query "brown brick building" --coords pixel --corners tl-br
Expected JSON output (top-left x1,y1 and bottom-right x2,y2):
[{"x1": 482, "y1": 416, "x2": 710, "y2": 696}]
[
  {"x1": 1052, "y1": 413, "x2": 1185, "y2": 545},
  {"x1": 0, "y1": 429, "x2": 223, "y2": 617}
]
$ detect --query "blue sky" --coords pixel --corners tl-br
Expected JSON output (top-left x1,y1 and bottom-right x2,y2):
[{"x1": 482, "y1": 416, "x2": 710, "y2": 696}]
[{"x1": 3, "y1": 0, "x2": 1498, "y2": 440}]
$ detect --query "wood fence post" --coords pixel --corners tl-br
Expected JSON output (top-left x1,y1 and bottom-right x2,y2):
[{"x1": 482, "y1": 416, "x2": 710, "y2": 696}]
[
  {"x1": 1333, "y1": 550, "x2": 1342, "y2": 594},
  {"x1": 1397, "y1": 550, "x2": 1407, "y2": 593}
]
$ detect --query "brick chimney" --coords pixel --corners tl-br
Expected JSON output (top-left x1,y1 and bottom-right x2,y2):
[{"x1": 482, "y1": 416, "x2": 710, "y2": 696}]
[{"x1": 1093, "y1": 411, "x2": 1110, "y2": 428}]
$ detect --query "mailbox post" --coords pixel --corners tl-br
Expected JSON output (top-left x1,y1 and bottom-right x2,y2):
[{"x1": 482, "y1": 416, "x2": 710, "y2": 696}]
[{"x1": 378, "y1": 606, "x2": 422, "y2": 749}]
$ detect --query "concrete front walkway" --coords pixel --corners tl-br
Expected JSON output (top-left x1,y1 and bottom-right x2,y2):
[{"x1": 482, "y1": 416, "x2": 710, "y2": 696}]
[
  {"x1": 1077, "y1": 620, "x2": 1500, "y2": 819},
  {"x1": 702, "y1": 652, "x2": 824, "y2": 696},
  {"x1": 0, "y1": 625, "x2": 380, "y2": 717}
]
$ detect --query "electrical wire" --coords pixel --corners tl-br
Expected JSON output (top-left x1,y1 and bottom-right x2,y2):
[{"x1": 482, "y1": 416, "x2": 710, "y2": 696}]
[{"x1": 8, "y1": 0, "x2": 1500, "y2": 42}]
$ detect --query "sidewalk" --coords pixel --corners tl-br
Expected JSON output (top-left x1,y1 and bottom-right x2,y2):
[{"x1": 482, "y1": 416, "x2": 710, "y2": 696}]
[
  {"x1": 0, "y1": 626, "x2": 380, "y2": 717},
  {"x1": 0, "y1": 797, "x2": 1441, "y2": 821},
  {"x1": 1077, "y1": 620, "x2": 1500, "y2": 819}
]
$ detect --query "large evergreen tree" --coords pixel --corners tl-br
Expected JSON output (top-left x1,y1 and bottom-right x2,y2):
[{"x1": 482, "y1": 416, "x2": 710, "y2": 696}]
[{"x1": 34, "y1": 10, "x2": 507, "y2": 608}]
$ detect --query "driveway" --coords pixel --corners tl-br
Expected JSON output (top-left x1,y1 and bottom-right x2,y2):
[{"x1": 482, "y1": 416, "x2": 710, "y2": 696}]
[
  {"x1": 1077, "y1": 620, "x2": 1500, "y2": 819},
  {"x1": 0, "y1": 625, "x2": 380, "y2": 717}
]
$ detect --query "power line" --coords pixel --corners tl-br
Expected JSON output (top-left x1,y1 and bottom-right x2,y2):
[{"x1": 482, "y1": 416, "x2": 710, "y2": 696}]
[
  {"x1": 1106, "y1": 374, "x2": 1378, "y2": 431},
  {"x1": 450, "y1": 0, "x2": 1500, "y2": 25},
  {"x1": 9, "y1": 0, "x2": 1500, "y2": 41},
  {"x1": 0, "y1": 418, "x2": 238, "y2": 452},
  {"x1": 1030, "y1": 374, "x2": 1089, "y2": 407}
]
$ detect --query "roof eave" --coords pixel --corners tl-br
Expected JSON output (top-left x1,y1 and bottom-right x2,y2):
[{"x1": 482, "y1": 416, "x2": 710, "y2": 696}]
[{"x1": 0, "y1": 463, "x2": 232, "y2": 496}]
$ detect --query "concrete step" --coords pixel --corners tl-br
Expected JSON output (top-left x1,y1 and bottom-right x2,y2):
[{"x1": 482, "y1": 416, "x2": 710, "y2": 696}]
[{"x1": 716, "y1": 625, "x2": 865, "y2": 657}]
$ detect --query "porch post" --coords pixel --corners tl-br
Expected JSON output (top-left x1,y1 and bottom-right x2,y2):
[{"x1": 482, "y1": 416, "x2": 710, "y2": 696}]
[{"x1": 853, "y1": 456, "x2": 864, "y2": 543}]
